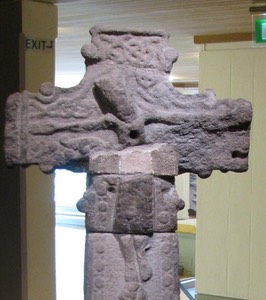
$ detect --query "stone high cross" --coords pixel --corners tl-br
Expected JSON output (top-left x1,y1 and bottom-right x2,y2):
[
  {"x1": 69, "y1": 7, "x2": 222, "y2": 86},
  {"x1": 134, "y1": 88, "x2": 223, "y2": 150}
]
[{"x1": 4, "y1": 26, "x2": 252, "y2": 299}]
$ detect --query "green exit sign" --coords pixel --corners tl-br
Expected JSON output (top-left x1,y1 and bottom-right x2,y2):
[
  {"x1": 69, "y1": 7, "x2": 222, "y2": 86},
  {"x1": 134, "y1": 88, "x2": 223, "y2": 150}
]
[
  {"x1": 255, "y1": 18, "x2": 266, "y2": 43},
  {"x1": 252, "y1": 14, "x2": 266, "y2": 47}
]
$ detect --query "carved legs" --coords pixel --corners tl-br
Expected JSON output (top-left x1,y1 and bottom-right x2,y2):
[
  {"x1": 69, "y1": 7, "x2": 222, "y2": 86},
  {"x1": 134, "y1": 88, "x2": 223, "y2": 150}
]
[
  {"x1": 78, "y1": 174, "x2": 183, "y2": 299},
  {"x1": 84, "y1": 233, "x2": 179, "y2": 299}
]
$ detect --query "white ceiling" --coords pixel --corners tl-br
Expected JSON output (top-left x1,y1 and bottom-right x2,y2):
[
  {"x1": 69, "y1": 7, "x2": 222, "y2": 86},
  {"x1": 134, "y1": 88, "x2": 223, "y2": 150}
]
[{"x1": 55, "y1": 0, "x2": 256, "y2": 86}]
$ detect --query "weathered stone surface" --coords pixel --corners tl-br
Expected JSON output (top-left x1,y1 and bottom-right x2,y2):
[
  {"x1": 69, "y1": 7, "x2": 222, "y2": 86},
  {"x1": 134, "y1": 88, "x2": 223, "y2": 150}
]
[
  {"x1": 84, "y1": 232, "x2": 179, "y2": 300},
  {"x1": 3, "y1": 25, "x2": 253, "y2": 300},
  {"x1": 89, "y1": 144, "x2": 179, "y2": 175},
  {"x1": 4, "y1": 26, "x2": 252, "y2": 178},
  {"x1": 77, "y1": 174, "x2": 184, "y2": 234}
]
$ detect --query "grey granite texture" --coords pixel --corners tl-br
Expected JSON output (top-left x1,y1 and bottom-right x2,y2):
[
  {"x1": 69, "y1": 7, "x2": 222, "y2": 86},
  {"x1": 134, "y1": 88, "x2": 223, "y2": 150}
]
[
  {"x1": 4, "y1": 26, "x2": 252, "y2": 178},
  {"x1": 77, "y1": 174, "x2": 184, "y2": 234},
  {"x1": 84, "y1": 232, "x2": 179, "y2": 300}
]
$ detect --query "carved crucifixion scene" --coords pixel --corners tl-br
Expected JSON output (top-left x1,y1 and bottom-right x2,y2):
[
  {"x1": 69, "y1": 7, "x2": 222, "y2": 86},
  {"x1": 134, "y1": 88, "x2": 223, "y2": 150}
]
[{"x1": 4, "y1": 26, "x2": 252, "y2": 299}]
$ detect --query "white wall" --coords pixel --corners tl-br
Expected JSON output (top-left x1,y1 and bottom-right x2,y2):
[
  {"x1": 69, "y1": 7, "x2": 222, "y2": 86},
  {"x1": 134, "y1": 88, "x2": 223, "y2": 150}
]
[{"x1": 196, "y1": 42, "x2": 266, "y2": 300}]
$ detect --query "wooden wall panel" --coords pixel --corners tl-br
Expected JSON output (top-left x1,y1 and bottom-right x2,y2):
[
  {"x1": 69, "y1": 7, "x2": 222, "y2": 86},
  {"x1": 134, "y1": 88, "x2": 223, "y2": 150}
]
[
  {"x1": 226, "y1": 50, "x2": 254, "y2": 299},
  {"x1": 199, "y1": 51, "x2": 231, "y2": 97},
  {"x1": 249, "y1": 51, "x2": 266, "y2": 300},
  {"x1": 197, "y1": 49, "x2": 232, "y2": 296},
  {"x1": 196, "y1": 172, "x2": 231, "y2": 296},
  {"x1": 197, "y1": 45, "x2": 266, "y2": 300}
]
